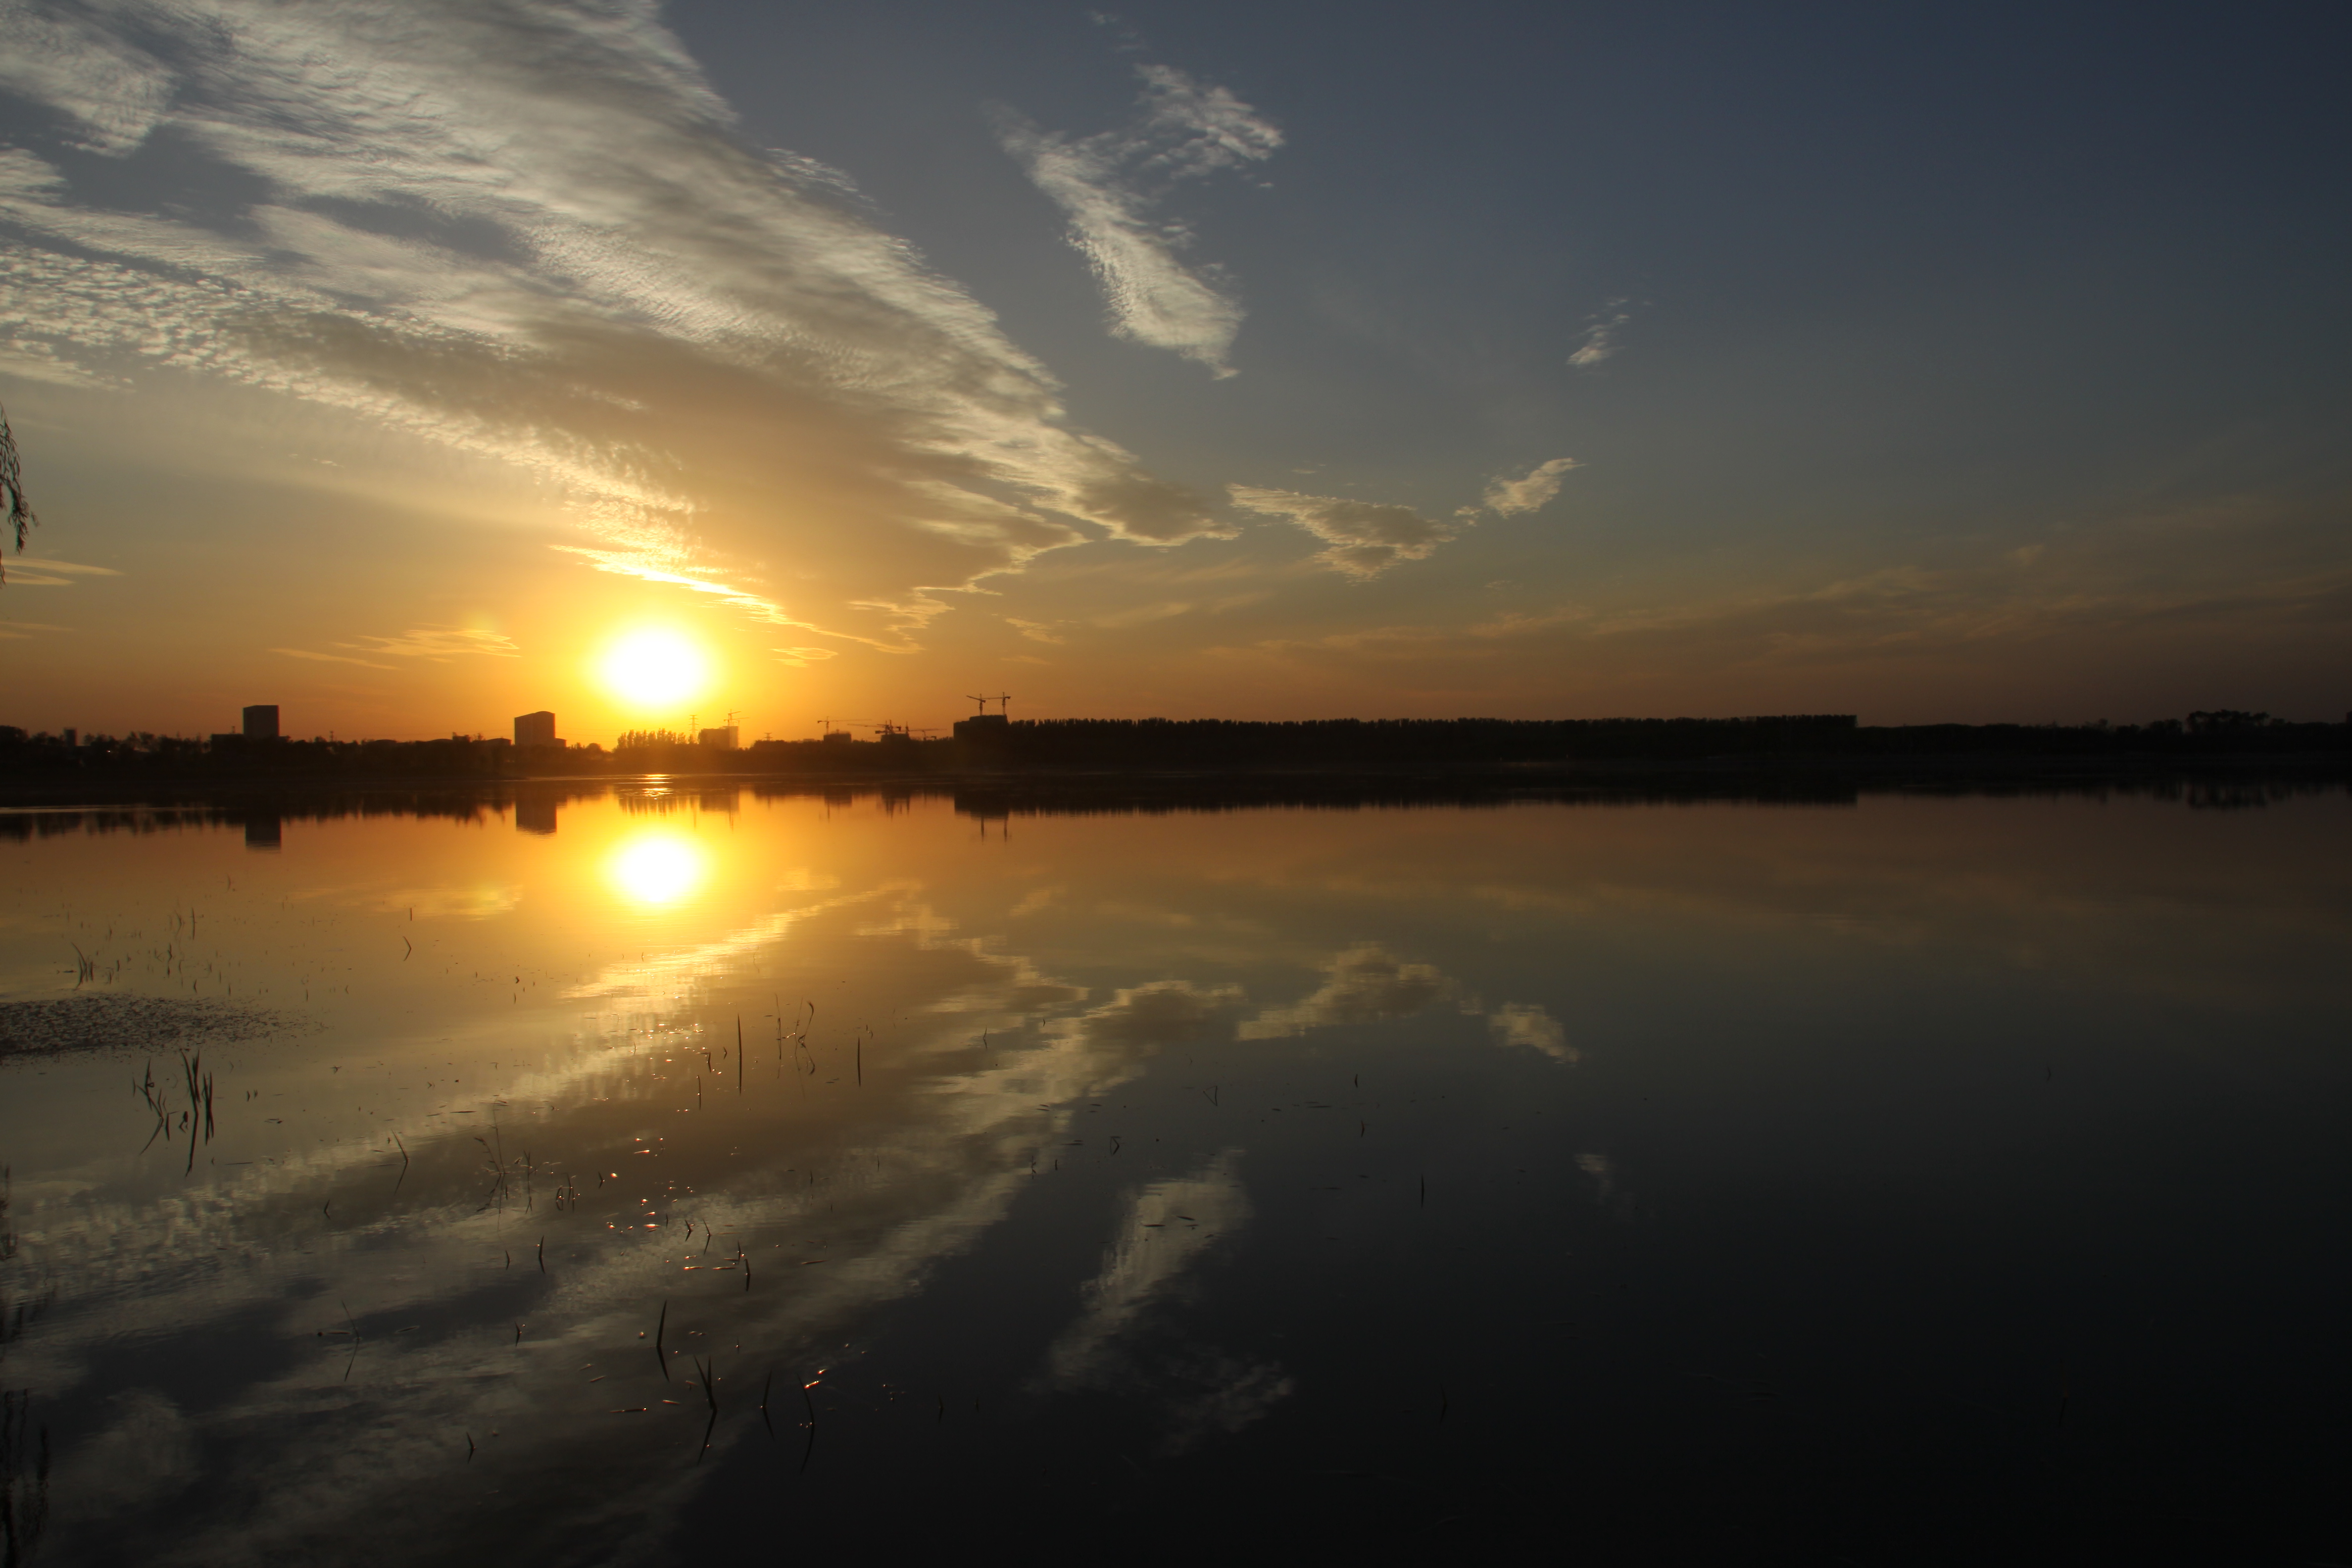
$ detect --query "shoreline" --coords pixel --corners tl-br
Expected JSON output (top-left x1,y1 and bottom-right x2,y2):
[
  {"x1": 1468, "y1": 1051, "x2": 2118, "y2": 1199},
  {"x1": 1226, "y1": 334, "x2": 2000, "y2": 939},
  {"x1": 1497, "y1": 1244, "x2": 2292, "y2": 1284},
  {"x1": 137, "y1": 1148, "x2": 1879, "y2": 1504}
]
[{"x1": 3, "y1": 749, "x2": 2347, "y2": 812}]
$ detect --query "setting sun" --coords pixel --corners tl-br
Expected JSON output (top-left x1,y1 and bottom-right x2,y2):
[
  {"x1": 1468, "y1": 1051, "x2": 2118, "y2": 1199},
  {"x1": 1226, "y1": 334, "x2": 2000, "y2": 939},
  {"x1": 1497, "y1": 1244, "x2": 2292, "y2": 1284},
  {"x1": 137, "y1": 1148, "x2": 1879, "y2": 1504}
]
[{"x1": 597, "y1": 629, "x2": 711, "y2": 711}]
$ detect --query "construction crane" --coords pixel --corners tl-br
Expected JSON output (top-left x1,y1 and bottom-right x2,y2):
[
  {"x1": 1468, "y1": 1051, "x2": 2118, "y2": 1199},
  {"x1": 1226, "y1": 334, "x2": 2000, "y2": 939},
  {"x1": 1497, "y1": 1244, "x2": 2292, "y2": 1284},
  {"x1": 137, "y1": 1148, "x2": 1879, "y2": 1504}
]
[
  {"x1": 995, "y1": 691, "x2": 1013, "y2": 715},
  {"x1": 964, "y1": 693, "x2": 992, "y2": 715}
]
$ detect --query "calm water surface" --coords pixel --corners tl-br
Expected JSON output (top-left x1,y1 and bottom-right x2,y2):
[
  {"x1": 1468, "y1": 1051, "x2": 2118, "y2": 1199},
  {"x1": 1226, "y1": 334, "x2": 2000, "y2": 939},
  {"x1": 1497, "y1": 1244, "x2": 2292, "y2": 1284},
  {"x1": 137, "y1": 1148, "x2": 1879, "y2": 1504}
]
[{"x1": 1, "y1": 786, "x2": 2347, "y2": 1564}]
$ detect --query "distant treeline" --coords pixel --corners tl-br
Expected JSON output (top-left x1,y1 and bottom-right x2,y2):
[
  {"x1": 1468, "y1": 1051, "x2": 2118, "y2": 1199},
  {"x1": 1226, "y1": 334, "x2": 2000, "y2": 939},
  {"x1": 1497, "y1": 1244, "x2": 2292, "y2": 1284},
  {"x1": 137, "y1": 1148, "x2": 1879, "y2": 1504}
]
[
  {"x1": 941, "y1": 712, "x2": 2351, "y2": 769},
  {"x1": 0, "y1": 730, "x2": 518, "y2": 783},
  {"x1": 950, "y1": 714, "x2": 1862, "y2": 766},
  {"x1": 2, "y1": 709, "x2": 2347, "y2": 794}
]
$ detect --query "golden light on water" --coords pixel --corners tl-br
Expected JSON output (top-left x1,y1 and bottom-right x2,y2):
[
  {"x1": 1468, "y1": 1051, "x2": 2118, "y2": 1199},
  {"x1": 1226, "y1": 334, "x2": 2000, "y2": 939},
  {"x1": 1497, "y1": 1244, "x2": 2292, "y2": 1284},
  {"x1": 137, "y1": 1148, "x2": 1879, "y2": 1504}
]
[
  {"x1": 598, "y1": 629, "x2": 712, "y2": 710},
  {"x1": 607, "y1": 830, "x2": 707, "y2": 906}
]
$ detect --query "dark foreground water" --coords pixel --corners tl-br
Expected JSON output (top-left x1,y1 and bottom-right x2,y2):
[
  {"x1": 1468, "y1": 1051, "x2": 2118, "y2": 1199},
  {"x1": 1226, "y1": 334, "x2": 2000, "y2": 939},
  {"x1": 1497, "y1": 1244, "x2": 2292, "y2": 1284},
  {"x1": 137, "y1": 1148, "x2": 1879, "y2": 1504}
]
[{"x1": 0, "y1": 784, "x2": 2347, "y2": 1566}]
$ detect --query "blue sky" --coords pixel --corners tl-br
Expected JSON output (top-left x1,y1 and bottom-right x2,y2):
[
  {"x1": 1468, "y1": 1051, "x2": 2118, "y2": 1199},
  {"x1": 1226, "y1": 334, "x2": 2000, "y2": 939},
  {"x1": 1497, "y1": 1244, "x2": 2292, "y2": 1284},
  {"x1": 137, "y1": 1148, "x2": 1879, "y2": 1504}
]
[{"x1": 0, "y1": 0, "x2": 2346, "y2": 737}]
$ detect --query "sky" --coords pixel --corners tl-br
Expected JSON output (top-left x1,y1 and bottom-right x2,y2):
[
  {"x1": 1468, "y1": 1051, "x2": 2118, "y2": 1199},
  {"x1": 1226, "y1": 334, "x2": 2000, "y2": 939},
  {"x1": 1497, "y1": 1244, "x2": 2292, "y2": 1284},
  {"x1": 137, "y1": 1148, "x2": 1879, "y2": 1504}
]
[{"x1": 0, "y1": 0, "x2": 2347, "y2": 742}]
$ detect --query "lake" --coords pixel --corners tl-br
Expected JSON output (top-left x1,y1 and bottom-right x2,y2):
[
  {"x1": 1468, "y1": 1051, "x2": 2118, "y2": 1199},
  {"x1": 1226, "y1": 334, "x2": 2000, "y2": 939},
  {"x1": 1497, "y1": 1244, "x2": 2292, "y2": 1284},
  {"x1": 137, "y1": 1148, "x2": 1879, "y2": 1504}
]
[{"x1": 1, "y1": 783, "x2": 2347, "y2": 1564}]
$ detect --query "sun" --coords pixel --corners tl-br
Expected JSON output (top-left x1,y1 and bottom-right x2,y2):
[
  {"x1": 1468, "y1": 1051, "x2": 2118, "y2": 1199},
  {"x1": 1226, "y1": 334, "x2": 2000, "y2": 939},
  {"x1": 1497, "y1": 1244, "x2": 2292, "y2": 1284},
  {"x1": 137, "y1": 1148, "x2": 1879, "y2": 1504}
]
[{"x1": 598, "y1": 629, "x2": 711, "y2": 711}]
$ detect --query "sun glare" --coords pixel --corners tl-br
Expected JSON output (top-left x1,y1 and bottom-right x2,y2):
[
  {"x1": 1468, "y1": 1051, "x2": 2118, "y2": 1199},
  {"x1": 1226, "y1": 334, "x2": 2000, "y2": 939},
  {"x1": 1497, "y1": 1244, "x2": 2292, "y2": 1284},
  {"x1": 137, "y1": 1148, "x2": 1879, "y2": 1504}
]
[
  {"x1": 599, "y1": 629, "x2": 711, "y2": 710},
  {"x1": 608, "y1": 831, "x2": 706, "y2": 907}
]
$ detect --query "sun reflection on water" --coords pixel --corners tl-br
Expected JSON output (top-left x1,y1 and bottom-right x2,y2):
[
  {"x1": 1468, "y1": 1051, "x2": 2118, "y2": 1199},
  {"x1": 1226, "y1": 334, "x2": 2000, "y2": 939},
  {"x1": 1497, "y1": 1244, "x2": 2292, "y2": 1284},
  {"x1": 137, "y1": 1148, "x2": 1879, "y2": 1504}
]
[{"x1": 607, "y1": 830, "x2": 707, "y2": 906}]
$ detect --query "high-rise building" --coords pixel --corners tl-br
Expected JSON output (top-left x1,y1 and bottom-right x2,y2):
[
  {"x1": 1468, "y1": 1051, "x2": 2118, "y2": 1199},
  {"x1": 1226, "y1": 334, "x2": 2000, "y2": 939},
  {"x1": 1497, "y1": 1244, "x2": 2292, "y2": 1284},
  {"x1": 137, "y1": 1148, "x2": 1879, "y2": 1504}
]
[
  {"x1": 514, "y1": 711, "x2": 558, "y2": 747},
  {"x1": 697, "y1": 726, "x2": 739, "y2": 750},
  {"x1": 243, "y1": 704, "x2": 279, "y2": 741}
]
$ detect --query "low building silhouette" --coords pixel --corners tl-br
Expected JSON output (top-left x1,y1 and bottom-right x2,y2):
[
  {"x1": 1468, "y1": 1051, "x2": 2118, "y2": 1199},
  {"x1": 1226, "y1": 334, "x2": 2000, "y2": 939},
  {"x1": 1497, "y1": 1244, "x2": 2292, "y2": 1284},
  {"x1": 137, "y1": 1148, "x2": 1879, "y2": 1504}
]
[
  {"x1": 953, "y1": 712, "x2": 1010, "y2": 765},
  {"x1": 514, "y1": 710, "x2": 558, "y2": 747}
]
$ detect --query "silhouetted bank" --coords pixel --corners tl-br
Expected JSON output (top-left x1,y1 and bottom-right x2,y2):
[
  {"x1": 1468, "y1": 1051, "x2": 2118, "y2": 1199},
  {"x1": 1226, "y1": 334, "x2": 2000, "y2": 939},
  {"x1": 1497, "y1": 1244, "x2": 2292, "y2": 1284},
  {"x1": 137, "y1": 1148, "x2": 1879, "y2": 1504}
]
[
  {"x1": 931, "y1": 711, "x2": 2352, "y2": 771},
  {"x1": 1, "y1": 711, "x2": 2346, "y2": 799}
]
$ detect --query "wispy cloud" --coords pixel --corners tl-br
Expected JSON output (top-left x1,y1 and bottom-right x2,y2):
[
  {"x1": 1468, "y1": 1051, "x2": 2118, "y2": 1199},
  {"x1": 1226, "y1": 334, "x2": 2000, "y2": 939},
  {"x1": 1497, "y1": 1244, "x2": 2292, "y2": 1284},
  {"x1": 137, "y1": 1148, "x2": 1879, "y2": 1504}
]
[
  {"x1": 1225, "y1": 494, "x2": 2352, "y2": 687},
  {"x1": 357, "y1": 626, "x2": 519, "y2": 659},
  {"x1": 0, "y1": 11, "x2": 172, "y2": 156},
  {"x1": 0, "y1": 555, "x2": 121, "y2": 586},
  {"x1": 1569, "y1": 298, "x2": 1632, "y2": 368},
  {"x1": 996, "y1": 65, "x2": 1281, "y2": 375},
  {"x1": 1232, "y1": 455, "x2": 1579, "y2": 577},
  {"x1": 1006, "y1": 617, "x2": 1067, "y2": 644},
  {"x1": 0, "y1": 0, "x2": 1225, "y2": 653},
  {"x1": 1482, "y1": 457, "x2": 1579, "y2": 516},
  {"x1": 274, "y1": 623, "x2": 517, "y2": 669},
  {"x1": 1228, "y1": 486, "x2": 1462, "y2": 578},
  {"x1": 271, "y1": 647, "x2": 394, "y2": 670}
]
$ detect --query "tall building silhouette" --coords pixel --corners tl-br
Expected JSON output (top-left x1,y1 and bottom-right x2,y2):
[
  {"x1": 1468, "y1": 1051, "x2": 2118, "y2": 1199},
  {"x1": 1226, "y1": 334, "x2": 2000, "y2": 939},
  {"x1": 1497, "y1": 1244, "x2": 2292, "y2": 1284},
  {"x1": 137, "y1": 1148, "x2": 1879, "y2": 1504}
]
[
  {"x1": 243, "y1": 704, "x2": 279, "y2": 741},
  {"x1": 514, "y1": 710, "x2": 557, "y2": 747}
]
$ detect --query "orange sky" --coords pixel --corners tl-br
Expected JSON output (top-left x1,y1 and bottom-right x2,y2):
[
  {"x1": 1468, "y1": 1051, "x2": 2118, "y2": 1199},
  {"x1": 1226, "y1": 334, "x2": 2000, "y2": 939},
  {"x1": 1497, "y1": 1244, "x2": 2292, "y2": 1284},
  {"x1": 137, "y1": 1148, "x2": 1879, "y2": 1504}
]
[{"x1": 2, "y1": 3, "x2": 2346, "y2": 740}]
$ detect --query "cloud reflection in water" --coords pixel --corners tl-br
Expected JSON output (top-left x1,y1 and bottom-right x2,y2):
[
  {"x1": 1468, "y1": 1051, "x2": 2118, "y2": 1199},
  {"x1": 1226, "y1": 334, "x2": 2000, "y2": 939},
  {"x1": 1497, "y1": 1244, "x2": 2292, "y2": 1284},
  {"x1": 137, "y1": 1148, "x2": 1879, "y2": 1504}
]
[{"x1": 1, "y1": 786, "x2": 2344, "y2": 1560}]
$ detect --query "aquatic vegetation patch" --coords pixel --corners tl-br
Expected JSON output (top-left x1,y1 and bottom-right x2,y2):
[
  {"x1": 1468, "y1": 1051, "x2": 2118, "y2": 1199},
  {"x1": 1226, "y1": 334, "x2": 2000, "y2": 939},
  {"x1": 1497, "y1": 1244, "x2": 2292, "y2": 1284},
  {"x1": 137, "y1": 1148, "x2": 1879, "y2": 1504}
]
[{"x1": 0, "y1": 995, "x2": 310, "y2": 1060}]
